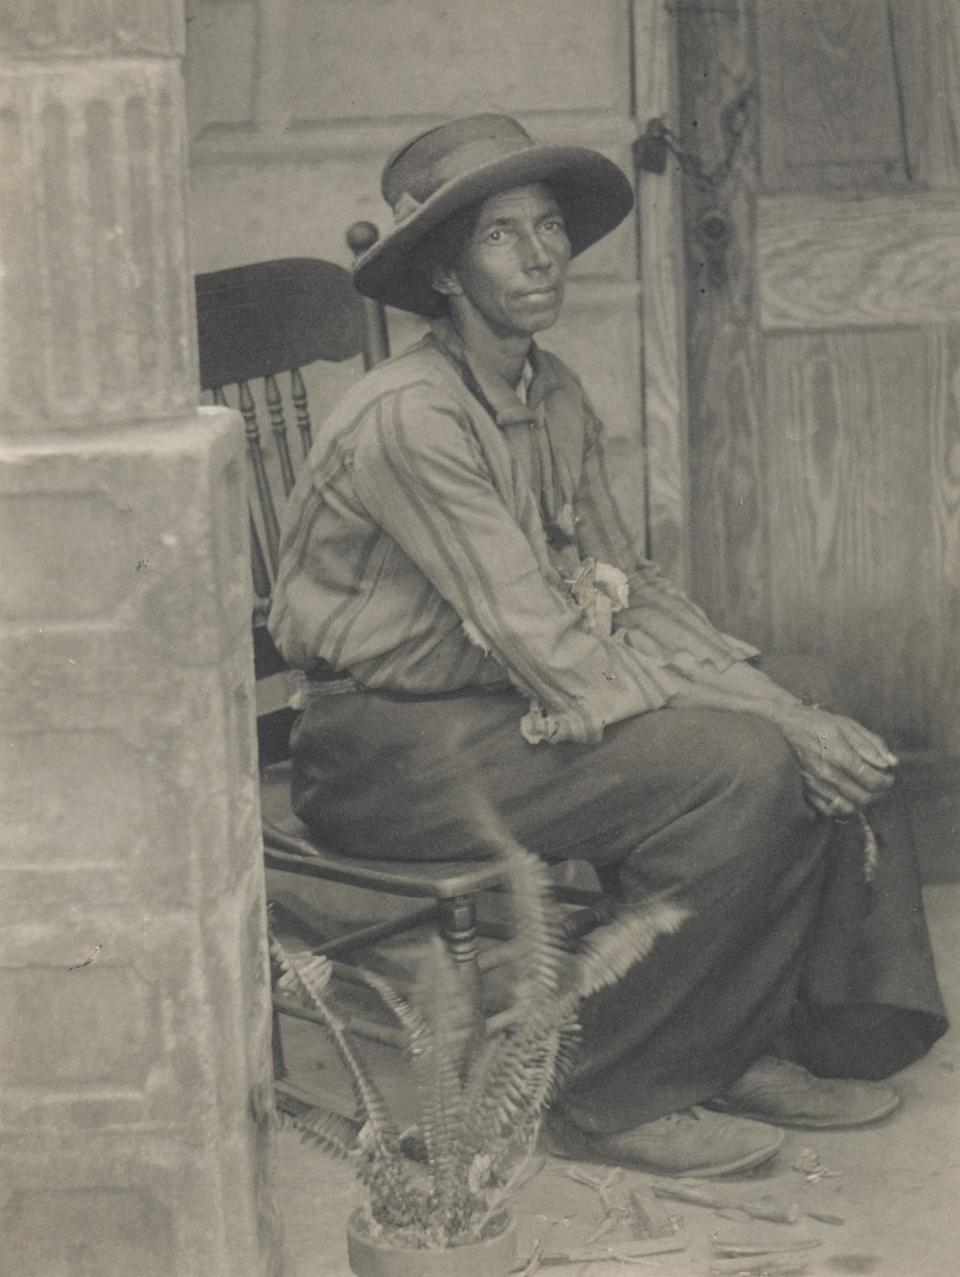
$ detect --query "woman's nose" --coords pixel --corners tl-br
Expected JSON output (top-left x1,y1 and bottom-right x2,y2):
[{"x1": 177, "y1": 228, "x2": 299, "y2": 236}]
[{"x1": 520, "y1": 230, "x2": 552, "y2": 270}]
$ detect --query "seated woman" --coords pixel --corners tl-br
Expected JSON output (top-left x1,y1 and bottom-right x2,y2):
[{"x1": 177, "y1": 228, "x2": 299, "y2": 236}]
[{"x1": 269, "y1": 114, "x2": 946, "y2": 1177}]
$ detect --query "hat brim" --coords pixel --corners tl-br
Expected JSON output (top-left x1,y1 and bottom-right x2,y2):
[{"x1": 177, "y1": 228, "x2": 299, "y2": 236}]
[{"x1": 352, "y1": 145, "x2": 634, "y2": 316}]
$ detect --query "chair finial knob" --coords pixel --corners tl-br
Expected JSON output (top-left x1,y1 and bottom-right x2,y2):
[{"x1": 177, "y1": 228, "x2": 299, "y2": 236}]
[{"x1": 346, "y1": 221, "x2": 380, "y2": 258}]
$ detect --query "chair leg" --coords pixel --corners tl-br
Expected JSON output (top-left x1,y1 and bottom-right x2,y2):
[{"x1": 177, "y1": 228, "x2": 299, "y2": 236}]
[
  {"x1": 437, "y1": 894, "x2": 484, "y2": 1053},
  {"x1": 271, "y1": 1004, "x2": 287, "y2": 1080}
]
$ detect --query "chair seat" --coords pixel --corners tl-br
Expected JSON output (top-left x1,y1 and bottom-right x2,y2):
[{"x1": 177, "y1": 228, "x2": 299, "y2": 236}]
[{"x1": 260, "y1": 762, "x2": 508, "y2": 900}]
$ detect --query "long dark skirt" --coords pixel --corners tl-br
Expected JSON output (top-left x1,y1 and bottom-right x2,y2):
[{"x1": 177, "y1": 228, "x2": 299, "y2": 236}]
[{"x1": 290, "y1": 683, "x2": 947, "y2": 1131}]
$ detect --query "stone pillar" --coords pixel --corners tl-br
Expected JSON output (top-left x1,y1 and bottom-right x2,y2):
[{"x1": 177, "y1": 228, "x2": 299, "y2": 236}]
[{"x1": 0, "y1": 4, "x2": 282, "y2": 1275}]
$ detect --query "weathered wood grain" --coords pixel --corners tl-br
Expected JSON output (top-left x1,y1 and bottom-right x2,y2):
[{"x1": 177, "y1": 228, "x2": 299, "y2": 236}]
[
  {"x1": 678, "y1": 0, "x2": 771, "y2": 647},
  {"x1": 765, "y1": 329, "x2": 937, "y2": 748},
  {"x1": 927, "y1": 326, "x2": 960, "y2": 753},
  {"x1": 633, "y1": 0, "x2": 690, "y2": 586},
  {"x1": 758, "y1": 192, "x2": 960, "y2": 330},
  {"x1": 892, "y1": 0, "x2": 960, "y2": 188},
  {"x1": 757, "y1": 0, "x2": 907, "y2": 192}
]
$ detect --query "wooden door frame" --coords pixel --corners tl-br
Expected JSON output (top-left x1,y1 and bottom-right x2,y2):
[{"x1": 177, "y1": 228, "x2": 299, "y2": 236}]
[{"x1": 633, "y1": 0, "x2": 692, "y2": 590}]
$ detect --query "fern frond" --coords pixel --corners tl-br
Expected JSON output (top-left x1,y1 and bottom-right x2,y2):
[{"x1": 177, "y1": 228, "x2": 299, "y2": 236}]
[
  {"x1": 497, "y1": 838, "x2": 568, "y2": 1016},
  {"x1": 462, "y1": 1032, "x2": 503, "y2": 1113},
  {"x1": 269, "y1": 935, "x2": 399, "y2": 1153},
  {"x1": 453, "y1": 791, "x2": 567, "y2": 1017},
  {"x1": 281, "y1": 1105, "x2": 361, "y2": 1159},
  {"x1": 360, "y1": 969, "x2": 429, "y2": 1049},
  {"x1": 362, "y1": 943, "x2": 470, "y2": 1214},
  {"x1": 519, "y1": 1024, "x2": 563, "y2": 1113},
  {"x1": 573, "y1": 899, "x2": 688, "y2": 1000},
  {"x1": 410, "y1": 940, "x2": 471, "y2": 1204},
  {"x1": 360, "y1": 968, "x2": 448, "y2": 1157},
  {"x1": 462, "y1": 1006, "x2": 562, "y2": 1147},
  {"x1": 550, "y1": 1013, "x2": 583, "y2": 1093},
  {"x1": 464, "y1": 900, "x2": 686, "y2": 1149},
  {"x1": 273, "y1": 948, "x2": 333, "y2": 1001}
]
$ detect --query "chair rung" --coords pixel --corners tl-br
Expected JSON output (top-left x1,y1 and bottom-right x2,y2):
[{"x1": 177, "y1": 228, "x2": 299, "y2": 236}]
[
  {"x1": 328, "y1": 958, "x2": 403, "y2": 990},
  {"x1": 311, "y1": 904, "x2": 439, "y2": 959},
  {"x1": 276, "y1": 990, "x2": 521, "y2": 1048},
  {"x1": 274, "y1": 1079, "x2": 356, "y2": 1122},
  {"x1": 275, "y1": 995, "x2": 404, "y2": 1049}
]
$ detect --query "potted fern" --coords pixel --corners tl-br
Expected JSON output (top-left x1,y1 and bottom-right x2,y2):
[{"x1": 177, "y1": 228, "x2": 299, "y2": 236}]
[{"x1": 270, "y1": 831, "x2": 685, "y2": 1277}]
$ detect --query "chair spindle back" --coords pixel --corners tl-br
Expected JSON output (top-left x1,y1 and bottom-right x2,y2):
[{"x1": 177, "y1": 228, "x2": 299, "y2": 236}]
[{"x1": 196, "y1": 248, "x2": 390, "y2": 620}]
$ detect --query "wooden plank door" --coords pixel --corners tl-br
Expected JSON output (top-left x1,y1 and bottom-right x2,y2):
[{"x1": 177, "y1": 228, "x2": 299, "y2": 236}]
[{"x1": 671, "y1": 0, "x2": 960, "y2": 755}]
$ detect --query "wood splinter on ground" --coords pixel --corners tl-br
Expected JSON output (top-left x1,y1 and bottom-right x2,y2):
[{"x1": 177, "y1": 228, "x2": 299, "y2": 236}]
[
  {"x1": 649, "y1": 1179, "x2": 801, "y2": 1223},
  {"x1": 709, "y1": 1255, "x2": 811, "y2": 1275},
  {"x1": 629, "y1": 1187, "x2": 678, "y2": 1238},
  {"x1": 711, "y1": 1235, "x2": 822, "y2": 1256},
  {"x1": 510, "y1": 1235, "x2": 687, "y2": 1270}
]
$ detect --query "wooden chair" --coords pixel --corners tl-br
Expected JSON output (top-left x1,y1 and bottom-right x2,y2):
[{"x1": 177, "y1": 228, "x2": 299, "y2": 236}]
[{"x1": 194, "y1": 233, "x2": 601, "y2": 1070}]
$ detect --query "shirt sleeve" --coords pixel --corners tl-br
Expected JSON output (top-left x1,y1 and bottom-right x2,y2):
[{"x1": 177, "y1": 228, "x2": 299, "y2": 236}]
[
  {"x1": 350, "y1": 383, "x2": 678, "y2": 744},
  {"x1": 573, "y1": 396, "x2": 760, "y2": 670}
]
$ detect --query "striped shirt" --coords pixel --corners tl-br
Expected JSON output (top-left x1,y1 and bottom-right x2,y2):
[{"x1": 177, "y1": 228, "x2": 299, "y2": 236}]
[{"x1": 268, "y1": 319, "x2": 757, "y2": 745}]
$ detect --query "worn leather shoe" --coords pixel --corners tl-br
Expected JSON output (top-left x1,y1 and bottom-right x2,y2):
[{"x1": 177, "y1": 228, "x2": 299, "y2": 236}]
[
  {"x1": 708, "y1": 1056, "x2": 900, "y2": 1129},
  {"x1": 543, "y1": 1105, "x2": 784, "y2": 1177}
]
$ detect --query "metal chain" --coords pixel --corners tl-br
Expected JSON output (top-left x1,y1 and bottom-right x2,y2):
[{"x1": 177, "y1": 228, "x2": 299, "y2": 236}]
[{"x1": 637, "y1": 86, "x2": 755, "y2": 193}]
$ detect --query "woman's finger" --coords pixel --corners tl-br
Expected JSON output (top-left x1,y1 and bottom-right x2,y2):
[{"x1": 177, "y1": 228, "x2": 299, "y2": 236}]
[
  {"x1": 822, "y1": 754, "x2": 895, "y2": 796},
  {"x1": 835, "y1": 716, "x2": 898, "y2": 769},
  {"x1": 793, "y1": 729, "x2": 893, "y2": 797},
  {"x1": 803, "y1": 778, "x2": 857, "y2": 818},
  {"x1": 800, "y1": 762, "x2": 879, "y2": 809}
]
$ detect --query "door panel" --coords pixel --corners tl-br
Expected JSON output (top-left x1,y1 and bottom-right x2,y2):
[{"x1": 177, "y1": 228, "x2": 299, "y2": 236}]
[
  {"x1": 677, "y1": 0, "x2": 960, "y2": 753},
  {"x1": 759, "y1": 194, "x2": 960, "y2": 329},
  {"x1": 765, "y1": 328, "x2": 943, "y2": 748}
]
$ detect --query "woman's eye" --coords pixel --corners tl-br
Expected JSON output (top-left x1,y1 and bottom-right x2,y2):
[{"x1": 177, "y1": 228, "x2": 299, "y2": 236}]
[
  {"x1": 485, "y1": 228, "x2": 504, "y2": 243},
  {"x1": 542, "y1": 219, "x2": 565, "y2": 234}
]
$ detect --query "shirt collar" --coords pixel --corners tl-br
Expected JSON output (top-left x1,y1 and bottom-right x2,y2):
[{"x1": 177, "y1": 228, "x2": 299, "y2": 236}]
[
  {"x1": 428, "y1": 317, "x2": 559, "y2": 427},
  {"x1": 517, "y1": 360, "x2": 534, "y2": 405}
]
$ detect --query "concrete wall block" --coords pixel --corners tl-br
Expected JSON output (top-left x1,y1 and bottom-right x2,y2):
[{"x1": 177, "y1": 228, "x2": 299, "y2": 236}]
[
  {"x1": 1, "y1": 911, "x2": 208, "y2": 1126},
  {"x1": 195, "y1": 858, "x2": 279, "y2": 1232},
  {"x1": 0, "y1": 884, "x2": 275, "y2": 1135},
  {"x1": 0, "y1": 409, "x2": 249, "y2": 664},
  {"x1": 0, "y1": 665, "x2": 261, "y2": 917},
  {"x1": 0, "y1": 1136, "x2": 236, "y2": 1277},
  {"x1": 0, "y1": 60, "x2": 195, "y2": 433},
  {"x1": 3, "y1": 726, "x2": 146, "y2": 864},
  {"x1": 0, "y1": 883, "x2": 279, "y2": 1268},
  {"x1": 3, "y1": 1185, "x2": 181, "y2": 1277},
  {"x1": 199, "y1": 859, "x2": 274, "y2": 1104}
]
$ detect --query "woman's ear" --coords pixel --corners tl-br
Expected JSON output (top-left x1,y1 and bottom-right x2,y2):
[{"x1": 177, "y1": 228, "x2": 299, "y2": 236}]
[{"x1": 431, "y1": 263, "x2": 462, "y2": 298}]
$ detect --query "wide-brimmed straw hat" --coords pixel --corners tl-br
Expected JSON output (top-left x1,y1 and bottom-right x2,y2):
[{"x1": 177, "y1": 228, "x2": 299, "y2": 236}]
[{"x1": 352, "y1": 113, "x2": 634, "y2": 316}]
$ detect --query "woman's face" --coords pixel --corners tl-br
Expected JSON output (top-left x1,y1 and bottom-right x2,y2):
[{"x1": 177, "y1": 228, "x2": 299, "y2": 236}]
[{"x1": 441, "y1": 183, "x2": 571, "y2": 339}]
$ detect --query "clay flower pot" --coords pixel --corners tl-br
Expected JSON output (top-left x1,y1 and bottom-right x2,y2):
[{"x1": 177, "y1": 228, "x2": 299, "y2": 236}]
[{"x1": 345, "y1": 1209, "x2": 517, "y2": 1277}]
